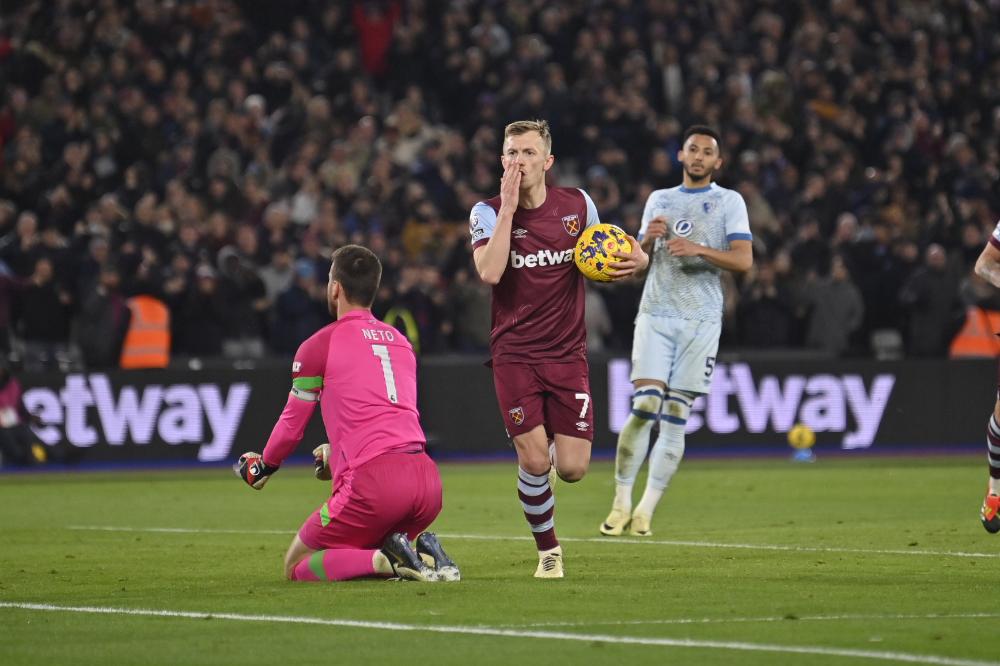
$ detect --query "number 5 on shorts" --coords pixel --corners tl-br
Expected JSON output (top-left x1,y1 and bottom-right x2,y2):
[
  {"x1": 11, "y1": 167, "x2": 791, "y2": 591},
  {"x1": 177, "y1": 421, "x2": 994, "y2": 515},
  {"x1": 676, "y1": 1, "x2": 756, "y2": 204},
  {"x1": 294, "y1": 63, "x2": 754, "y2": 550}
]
[{"x1": 574, "y1": 392, "x2": 590, "y2": 418}]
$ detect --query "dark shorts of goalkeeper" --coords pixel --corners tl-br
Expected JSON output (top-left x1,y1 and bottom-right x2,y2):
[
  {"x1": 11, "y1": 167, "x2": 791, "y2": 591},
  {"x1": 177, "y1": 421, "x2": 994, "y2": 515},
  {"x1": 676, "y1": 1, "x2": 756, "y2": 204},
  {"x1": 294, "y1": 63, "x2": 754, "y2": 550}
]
[{"x1": 298, "y1": 450, "x2": 442, "y2": 551}]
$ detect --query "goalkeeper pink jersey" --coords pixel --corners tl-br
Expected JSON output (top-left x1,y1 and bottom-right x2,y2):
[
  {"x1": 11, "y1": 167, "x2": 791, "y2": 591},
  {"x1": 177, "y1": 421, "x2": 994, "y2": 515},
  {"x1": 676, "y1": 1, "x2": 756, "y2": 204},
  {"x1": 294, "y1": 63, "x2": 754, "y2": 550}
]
[{"x1": 262, "y1": 309, "x2": 424, "y2": 478}]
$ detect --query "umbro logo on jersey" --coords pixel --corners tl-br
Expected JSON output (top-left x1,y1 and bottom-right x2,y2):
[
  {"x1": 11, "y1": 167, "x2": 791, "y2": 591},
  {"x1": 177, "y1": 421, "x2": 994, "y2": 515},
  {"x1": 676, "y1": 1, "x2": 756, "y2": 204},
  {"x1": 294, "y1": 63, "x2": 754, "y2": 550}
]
[
  {"x1": 673, "y1": 219, "x2": 693, "y2": 237},
  {"x1": 509, "y1": 249, "x2": 574, "y2": 268},
  {"x1": 575, "y1": 421, "x2": 589, "y2": 432},
  {"x1": 513, "y1": 228, "x2": 528, "y2": 239}
]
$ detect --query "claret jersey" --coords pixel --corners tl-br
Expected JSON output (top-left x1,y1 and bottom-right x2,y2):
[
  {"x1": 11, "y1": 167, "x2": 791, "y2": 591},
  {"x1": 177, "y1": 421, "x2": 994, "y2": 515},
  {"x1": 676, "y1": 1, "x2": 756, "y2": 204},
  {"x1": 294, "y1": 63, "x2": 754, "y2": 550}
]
[{"x1": 470, "y1": 187, "x2": 600, "y2": 364}]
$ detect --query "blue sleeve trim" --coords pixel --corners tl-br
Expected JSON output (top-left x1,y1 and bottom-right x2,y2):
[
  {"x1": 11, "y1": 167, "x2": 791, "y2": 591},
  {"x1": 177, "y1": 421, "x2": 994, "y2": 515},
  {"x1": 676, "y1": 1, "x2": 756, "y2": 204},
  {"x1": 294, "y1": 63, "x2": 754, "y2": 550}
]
[{"x1": 727, "y1": 233, "x2": 753, "y2": 242}]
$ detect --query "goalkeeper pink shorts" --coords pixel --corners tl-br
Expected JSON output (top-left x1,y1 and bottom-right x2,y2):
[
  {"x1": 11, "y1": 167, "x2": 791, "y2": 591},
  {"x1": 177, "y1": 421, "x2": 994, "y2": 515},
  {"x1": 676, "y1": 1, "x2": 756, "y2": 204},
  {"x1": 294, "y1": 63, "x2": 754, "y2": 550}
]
[{"x1": 297, "y1": 450, "x2": 442, "y2": 551}]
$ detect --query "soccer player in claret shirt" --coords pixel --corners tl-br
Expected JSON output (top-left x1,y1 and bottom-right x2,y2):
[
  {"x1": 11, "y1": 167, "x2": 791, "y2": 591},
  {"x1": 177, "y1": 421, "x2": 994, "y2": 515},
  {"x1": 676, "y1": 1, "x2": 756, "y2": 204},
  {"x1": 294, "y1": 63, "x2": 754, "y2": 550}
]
[
  {"x1": 235, "y1": 244, "x2": 459, "y2": 583},
  {"x1": 469, "y1": 120, "x2": 648, "y2": 578},
  {"x1": 972, "y1": 219, "x2": 1000, "y2": 533}
]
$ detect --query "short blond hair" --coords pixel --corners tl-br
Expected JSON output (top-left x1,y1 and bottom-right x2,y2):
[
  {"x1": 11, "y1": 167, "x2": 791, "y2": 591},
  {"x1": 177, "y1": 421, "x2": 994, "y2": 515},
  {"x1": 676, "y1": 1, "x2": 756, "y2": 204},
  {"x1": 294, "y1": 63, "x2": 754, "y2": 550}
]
[{"x1": 504, "y1": 119, "x2": 552, "y2": 154}]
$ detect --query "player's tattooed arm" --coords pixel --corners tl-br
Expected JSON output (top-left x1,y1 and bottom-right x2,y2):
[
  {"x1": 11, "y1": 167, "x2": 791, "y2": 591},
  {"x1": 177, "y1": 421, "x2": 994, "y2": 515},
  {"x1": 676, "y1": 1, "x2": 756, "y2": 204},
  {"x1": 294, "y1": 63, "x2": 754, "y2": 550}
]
[{"x1": 975, "y1": 242, "x2": 1000, "y2": 289}]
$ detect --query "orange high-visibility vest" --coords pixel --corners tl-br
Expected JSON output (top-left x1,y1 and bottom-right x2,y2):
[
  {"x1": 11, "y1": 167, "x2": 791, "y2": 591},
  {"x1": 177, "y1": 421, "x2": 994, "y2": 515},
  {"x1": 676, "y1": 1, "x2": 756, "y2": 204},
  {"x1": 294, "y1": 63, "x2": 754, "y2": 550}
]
[
  {"x1": 119, "y1": 295, "x2": 171, "y2": 369},
  {"x1": 949, "y1": 307, "x2": 1000, "y2": 358}
]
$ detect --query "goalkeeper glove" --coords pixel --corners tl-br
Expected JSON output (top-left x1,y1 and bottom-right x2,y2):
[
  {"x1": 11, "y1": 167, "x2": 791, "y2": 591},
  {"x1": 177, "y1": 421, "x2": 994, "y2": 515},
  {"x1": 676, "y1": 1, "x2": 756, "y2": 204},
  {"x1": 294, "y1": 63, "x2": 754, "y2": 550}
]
[
  {"x1": 313, "y1": 443, "x2": 331, "y2": 481},
  {"x1": 234, "y1": 452, "x2": 279, "y2": 490}
]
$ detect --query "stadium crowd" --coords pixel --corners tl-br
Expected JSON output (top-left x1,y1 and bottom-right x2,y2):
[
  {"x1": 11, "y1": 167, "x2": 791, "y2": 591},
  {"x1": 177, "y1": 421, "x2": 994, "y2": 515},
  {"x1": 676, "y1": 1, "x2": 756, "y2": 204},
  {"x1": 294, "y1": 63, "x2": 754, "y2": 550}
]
[{"x1": 1, "y1": 0, "x2": 998, "y2": 369}]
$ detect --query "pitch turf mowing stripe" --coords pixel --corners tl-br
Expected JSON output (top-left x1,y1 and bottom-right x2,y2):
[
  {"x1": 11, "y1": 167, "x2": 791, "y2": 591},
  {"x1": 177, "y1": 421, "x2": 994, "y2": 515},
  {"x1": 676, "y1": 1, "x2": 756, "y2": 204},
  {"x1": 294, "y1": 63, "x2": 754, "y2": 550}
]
[
  {"x1": 0, "y1": 601, "x2": 993, "y2": 666},
  {"x1": 66, "y1": 525, "x2": 1000, "y2": 559}
]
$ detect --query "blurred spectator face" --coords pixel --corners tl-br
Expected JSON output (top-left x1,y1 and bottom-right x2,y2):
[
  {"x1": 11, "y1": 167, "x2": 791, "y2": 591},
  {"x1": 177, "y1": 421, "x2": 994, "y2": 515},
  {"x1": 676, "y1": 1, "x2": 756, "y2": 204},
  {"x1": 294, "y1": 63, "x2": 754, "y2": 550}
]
[
  {"x1": 208, "y1": 212, "x2": 230, "y2": 238},
  {"x1": 264, "y1": 202, "x2": 291, "y2": 230},
  {"x1": 41, "y1": 228, "x2": 63, "y2": 247},
  {"x1": 89, "y1": 237, "x2": 109, "y2": 263},
  {"x1": 140, "y1": 105, "x2": 161, "y2": 127},
  {"x1": 758, "y1": 261, "x2": 776, "y2": 285},
  {"x1": 236, "y1": 225, "x2": 258, "y2": 256},
  {"x1": 98, "y1": 194, "x2": 124, "y2": 224},
  {"x1": 831, "y1": 255, "x2": 849, "y2": 281},
  {"x1": 307, "y1": 96, "x2": 330, "y2": 124},
  {"x1": 501, "y1": 130, "x2": 554, "y2": 190},
  {"x1": 420, "y1": 266, "x2": 441, "y2": 289},
  {"x1": 896, "y1": 240, "x2": 919, "y2": 263},
  {"x1": 172, "y1": 254, "x2": 192, "y2": 275},
  {"x1": 135, "y1": 194, "x2": 157, "y2": 225},
  {"x1": 196, "y1": 266, "x2": 217, "y2": 292},
  {"x1": 33, "y1": 258, "x2": 53, "y2": 283},
  {"x1": 301, "y1": 232, "x2": 321, "y2": 258},
  {"x1": 961, "y1": 223, "x2": 982, "y2": 248},
  {"x1": 650, "y1": 149, "x2": 672, "y2": 175},
  {"x1": 179, "y1": 223, "x2": 200, "y2": 247},
  {"x1": 0, "y1": 202, "x2": 16, "y2": 230},
  {"x1": 16, "y1": 212, "x2": 38, "y2": 238},
  {"x1": 99, "y1": 267, "x2": 120, "y2": 291},
  {"x1": 926, "y1": 244, "x2": 947, "y2": 271},
  {"x1": 798, "y1": 219, "x2": 820, "y2": 239},
  {"x1": 271, "y1": 248, "x2": 292, "y2": 270},
  {"x1": 678, "y1": 133, "x2": 722, "y2": 182},
  {"x1": 834, "y1": 213, "x2": 858, "y2": 243}
]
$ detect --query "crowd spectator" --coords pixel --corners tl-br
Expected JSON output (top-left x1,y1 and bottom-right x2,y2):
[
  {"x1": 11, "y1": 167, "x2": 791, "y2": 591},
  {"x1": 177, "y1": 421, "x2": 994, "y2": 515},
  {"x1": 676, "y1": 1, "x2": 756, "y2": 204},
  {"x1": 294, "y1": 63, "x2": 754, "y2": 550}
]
[{"x1": 0, "y1": 0, "x2": 998, "y2": 365}]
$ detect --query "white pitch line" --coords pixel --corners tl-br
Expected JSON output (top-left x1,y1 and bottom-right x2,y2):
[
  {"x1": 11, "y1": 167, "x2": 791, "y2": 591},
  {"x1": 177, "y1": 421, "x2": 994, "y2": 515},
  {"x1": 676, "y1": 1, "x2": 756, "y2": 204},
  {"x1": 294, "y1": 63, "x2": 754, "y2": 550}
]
[
  {"x1": 68, "y1": 525, "x2": 293, "y2": 535},
  {"x1": 1, "y1": 601, "x2": 994, "y2": 666},
  {"x1": 499, "y1": 612, "x2": 1000, "y2": 629},
  {"x1": 442, "y1": 532, "x2": 1000, "y2": 559},
  {"x1": 67, "y1": 525, "x2": 1000, "y2": 560}
]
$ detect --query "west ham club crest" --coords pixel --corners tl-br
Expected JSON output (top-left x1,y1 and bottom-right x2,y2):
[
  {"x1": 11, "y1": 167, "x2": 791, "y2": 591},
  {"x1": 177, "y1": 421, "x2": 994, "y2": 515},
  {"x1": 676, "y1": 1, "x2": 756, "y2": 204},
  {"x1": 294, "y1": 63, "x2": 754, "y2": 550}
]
[
  {"x1": 562, "y1": 214, "x2": 581, "y2": 237},
  {"x1": 508, "y1": 406, "x2": 525, "y2": 425}
]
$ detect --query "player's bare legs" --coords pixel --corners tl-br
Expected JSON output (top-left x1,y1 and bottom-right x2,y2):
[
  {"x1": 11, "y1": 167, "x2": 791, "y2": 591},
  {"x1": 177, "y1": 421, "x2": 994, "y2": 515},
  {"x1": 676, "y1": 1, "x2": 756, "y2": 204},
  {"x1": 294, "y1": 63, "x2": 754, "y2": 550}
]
[
  {"x1": 517, "y1": 427, "x2": 590, "y2": 481},
  {"x1": 552, "y1": 433, "x2": 591, "y2": 482},
  {"x1": 982, "y1": 397, "x2": 1000, "y2": 533},
  {"x1": 283, "y1": 533, "x2": 396, "y2": 581},
  {"x1": 283, "y1": 535, "x2": 314, "y2": 580}
]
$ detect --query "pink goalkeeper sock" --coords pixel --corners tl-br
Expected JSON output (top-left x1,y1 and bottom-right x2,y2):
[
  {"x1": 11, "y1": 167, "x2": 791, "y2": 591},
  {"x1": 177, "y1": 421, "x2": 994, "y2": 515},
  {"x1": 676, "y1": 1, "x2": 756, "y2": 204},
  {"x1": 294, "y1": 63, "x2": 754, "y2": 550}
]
[{"x1": 292, "y1": 549, "x2": 381, "y2": 582}]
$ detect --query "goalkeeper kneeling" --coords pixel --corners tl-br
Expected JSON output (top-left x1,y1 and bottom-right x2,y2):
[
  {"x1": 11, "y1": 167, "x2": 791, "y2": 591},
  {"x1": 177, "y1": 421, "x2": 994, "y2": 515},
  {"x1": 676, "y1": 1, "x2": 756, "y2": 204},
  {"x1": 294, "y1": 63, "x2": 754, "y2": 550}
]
[{"x1": 235, "y1": 245, "x2": 459, "y2": 582}]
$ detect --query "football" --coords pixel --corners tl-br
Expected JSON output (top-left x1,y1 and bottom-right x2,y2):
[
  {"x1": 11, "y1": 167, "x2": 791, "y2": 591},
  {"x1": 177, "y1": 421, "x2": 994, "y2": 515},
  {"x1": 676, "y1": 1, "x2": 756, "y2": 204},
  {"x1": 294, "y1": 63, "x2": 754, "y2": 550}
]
[
  {"x1": 574, "y1": 223, "x2": 632, "y2": 282},
  {"x1": 787, "y1": 423, "x2": 816, "y2": 449}
]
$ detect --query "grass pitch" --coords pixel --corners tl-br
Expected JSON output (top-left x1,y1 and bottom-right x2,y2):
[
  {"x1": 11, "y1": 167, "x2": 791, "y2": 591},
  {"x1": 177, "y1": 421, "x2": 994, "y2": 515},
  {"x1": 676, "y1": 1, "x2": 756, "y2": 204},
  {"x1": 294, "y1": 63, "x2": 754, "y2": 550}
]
[{"x1": 0, "y1": 455, "x2": 996, "y2": 665}]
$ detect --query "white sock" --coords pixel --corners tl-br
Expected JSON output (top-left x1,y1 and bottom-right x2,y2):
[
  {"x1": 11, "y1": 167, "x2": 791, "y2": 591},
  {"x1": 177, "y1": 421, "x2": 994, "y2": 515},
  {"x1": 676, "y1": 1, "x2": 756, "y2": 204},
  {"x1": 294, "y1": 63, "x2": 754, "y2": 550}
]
[
  {"x1": 613, "y1": 387, "x2": 664, "y2": 492},
  {"x1": 990, "y1": 477, "x2": 1000, "y2": 495},
  {"x1": 613, "y1": 484, "x2": 632, "y2": 512},
  {"x1": 635, "y1": 429, "x2": 682, "y2": 516},
  {"x1": 635, "y1": 390, "x2": 692, "y2": 517},
  {"x1": 635, "y1": 485, "x2": 664, "y2": 517}
]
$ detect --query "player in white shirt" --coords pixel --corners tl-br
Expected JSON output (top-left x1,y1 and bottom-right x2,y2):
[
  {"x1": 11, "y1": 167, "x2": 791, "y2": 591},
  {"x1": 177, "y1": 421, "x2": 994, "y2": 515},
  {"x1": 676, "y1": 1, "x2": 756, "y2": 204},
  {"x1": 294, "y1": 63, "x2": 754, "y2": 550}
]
[{"x1": 600, "y1": 126, "x2": 754, "y2": 537}]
